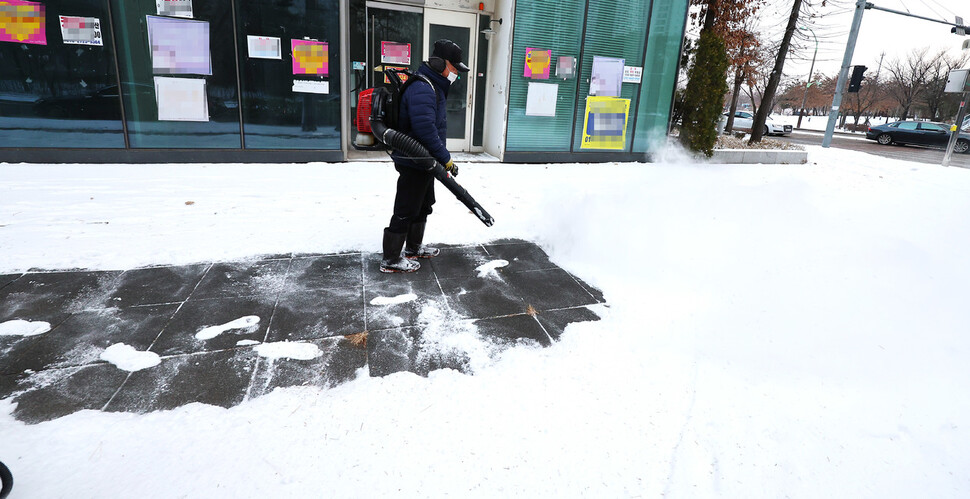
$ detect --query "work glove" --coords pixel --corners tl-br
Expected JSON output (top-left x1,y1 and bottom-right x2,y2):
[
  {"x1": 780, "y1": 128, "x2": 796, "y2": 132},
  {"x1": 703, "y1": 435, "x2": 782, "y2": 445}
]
[{"x1": 444, "y1": 159, "x2": 459, "y2": 177}]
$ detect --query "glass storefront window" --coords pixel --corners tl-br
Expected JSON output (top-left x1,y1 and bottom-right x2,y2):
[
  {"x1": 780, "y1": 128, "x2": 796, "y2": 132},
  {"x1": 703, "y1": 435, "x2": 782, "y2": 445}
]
[
  {"x1": 571, "y1": 0, "x2": 651, "y2": 152},
  {"x1": 0, "y1": 0, "x2": 125, "y2": 148},
  {"x1": 110, "y1": 0, "x2": 242, "y2": 149},
  {"x1": 505, "y1": 0, "x2": 585, "y2": 152},
  {"x1": 235, "y1": 0, "x2": 341, "y2": 150}
]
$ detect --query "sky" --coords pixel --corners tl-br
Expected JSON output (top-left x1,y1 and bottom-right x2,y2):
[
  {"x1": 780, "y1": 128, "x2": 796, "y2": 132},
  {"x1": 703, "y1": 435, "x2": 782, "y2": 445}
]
[
  {"x1": 764, "y1": 0, "x2": 968, "y2": 81},
  {"x1": 2, "y1": 149, "x2": 970, "y2": 496}
]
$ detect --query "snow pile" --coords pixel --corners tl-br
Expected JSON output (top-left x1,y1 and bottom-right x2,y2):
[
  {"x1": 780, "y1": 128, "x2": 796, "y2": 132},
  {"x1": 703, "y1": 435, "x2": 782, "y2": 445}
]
[
  {"x1": 194, "y1": 315, "x2": 260, "y2": 340},
  {"x1": 98, "y1": 343, "x2": 162, "y2": 372},
  {"x1": 369, "y1": 293, "x2": 417, "y2": 306},
  {"x1": 474, "y1": 259, "x2": 508, "y2": 277},
  {"x1": 0, "y1": 319, "x2": 51, "y2": 337},
  {"x1": 254, "y1": 341, "x2": 322, "y2": 361}
]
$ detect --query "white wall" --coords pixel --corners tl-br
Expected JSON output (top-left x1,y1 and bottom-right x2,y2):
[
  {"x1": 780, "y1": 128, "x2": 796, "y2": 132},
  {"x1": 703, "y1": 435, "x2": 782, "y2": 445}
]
[{"x1": 482, "y1": 0, "x2": 514, "y2": 160}]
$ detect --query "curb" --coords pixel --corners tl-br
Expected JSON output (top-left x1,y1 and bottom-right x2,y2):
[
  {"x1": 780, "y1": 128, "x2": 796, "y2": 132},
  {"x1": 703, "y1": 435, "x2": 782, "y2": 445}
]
[{"x1": 708, "y1": 149, "x2": 808, "y2": 164}]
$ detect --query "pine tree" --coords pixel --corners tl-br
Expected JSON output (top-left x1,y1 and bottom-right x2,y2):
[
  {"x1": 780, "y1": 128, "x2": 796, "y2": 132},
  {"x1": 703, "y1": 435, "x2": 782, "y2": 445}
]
[{"x1": 680, "y1": 31, "x2": 729, "y2": 156}]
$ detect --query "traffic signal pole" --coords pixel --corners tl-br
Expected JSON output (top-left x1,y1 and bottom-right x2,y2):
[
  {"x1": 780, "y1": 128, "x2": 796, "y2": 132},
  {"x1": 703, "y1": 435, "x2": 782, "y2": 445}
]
[
  {"x1": 942, "y1": 94, "x2": 968, "y2": 167},
  {"x1": 822, "y1": 2, "x2": 969, "y2": 148},
  {"x1": 822, "y1": 0, "x2": 867, "y2": 148}
]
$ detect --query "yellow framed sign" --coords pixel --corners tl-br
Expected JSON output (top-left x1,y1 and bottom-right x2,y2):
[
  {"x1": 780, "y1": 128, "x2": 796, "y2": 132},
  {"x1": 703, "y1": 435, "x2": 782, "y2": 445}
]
[{"x1": 581, "y1": 96, "x2": 630, "y2": 150}]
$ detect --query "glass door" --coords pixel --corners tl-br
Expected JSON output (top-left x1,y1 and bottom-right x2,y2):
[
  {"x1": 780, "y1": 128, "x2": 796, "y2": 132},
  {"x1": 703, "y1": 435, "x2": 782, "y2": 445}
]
[{"x1": 423, "y1": 9, "x2": 477, "y2": 151}]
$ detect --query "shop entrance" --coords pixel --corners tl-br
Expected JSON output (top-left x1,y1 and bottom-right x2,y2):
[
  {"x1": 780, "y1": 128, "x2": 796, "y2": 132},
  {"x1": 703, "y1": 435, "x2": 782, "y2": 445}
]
[
  {"x1": 360, "y1": 3, "x2": 481, "y2": 153},
  {"x1": 423, "y1": 9, "x2": 478, "y2": 151}
]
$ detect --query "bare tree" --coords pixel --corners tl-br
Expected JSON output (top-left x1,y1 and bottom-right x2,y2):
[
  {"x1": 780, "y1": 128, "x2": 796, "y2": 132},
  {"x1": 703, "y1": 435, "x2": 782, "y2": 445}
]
[
  {"x1": 724, "y1": 28, "x2": 762, "y2": 133},
  {"x1": 883, "y1": 48, "x2": 934, "y2": 120},
  {"x1": 749, "y1": 0, "x2": 802, "y2": 143},
  {"x1": 922, "y1": 50, "x2": 970, "y2": 121}
]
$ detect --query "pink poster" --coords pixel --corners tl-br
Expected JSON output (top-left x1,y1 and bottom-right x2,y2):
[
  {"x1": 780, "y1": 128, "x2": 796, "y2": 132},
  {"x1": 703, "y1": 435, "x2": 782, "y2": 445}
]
[
  {"x1": 0, "y1": 0, "x2": 47, "y2": 46},
  {"x1": 524, "y1": 47, "x2": 551, "y2": 80},
  {"x1": 381, "y1": 41, "x2": 411, "y2": 65},
  {"x1": 291, "y1": 39, "x2": 328, "y2": 76}
]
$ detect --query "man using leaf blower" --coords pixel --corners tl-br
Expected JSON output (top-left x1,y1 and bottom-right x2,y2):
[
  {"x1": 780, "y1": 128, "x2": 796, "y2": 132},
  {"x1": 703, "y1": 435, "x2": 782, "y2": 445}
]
[{"x1": 380, "y1": 39, "x2": 468, "y2": 273}]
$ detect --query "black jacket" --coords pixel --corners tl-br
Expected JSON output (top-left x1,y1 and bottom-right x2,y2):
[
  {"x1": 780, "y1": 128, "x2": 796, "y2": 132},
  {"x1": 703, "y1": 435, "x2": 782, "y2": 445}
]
[{"x1": 391, "y1": 63, "x2": 452, "y2": 169}]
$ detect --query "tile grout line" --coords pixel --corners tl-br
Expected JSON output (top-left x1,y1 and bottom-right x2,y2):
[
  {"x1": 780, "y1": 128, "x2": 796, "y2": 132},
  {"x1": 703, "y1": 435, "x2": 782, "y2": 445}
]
[
  {"x1": 242, "y1": 254, "x2": 294, "y2": 402},
  {"x1": 102, "y1": 262, "x2": 215, "y2": 412}
]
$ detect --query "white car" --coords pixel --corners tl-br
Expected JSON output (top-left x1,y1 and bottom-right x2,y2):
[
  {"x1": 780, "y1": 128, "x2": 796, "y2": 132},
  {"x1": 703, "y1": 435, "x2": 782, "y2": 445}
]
[{"x1": 724, "y1": 111, "x2": 792, "y2": 136}]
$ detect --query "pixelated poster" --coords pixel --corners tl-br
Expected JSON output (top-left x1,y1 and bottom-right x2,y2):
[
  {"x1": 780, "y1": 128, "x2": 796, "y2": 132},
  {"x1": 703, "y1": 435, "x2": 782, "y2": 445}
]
[
  {"x1": 156, "y1": 0, "x2": 192, "y2": 18},
  {"x1": 147, "y1": 15, "x2": 211, "y2": 75},
  {"x1": 247, "y1": 35, "x2": 281, "y2": 59},
  {"x1": 154, "y1": 76, "x2": 208, "y2": 121},
  {"x1": 59, "y1": 15, "x2": 102, "y2": 46},
  {"x1": 291, "y1": 39, "x2": 328, "y2": 76},
  {"x1": 590, "y1": 56, "x2": 624, "y2": 97},
  {"x1": 381, "y1": 41, "x2": 410, "y2": 65},
  {"x1": 524, "y1": 47, "x2": 550, "y2": 79},
  {"x1": 581, "y1": 96, "x2": 630, "y2": 150},
  {"x1": 0, "y1": 0, "x2": 46, "y2": 45}
]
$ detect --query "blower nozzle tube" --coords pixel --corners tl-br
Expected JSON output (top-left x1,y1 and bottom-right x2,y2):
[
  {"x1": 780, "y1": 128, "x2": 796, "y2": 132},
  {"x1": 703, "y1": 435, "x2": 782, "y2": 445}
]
[{"x1": 370, "y1": 103, "x2": 494, "y2": 227}]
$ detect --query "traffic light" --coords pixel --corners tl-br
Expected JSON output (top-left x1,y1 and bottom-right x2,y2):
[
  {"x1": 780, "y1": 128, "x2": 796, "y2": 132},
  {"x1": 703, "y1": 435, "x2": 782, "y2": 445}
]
[
  {"x1": 847, "y1": 65, "x2": 867, "y2": 93},
  {"x1": 953, "y1": 16, "x2": 967, "y2": 35}
]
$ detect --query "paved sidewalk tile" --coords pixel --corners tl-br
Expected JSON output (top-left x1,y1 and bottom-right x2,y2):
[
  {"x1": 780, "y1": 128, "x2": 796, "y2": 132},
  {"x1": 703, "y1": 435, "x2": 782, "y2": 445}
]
[{"x1": 1, "y1": 239, "x2": 606, "y2": 424}]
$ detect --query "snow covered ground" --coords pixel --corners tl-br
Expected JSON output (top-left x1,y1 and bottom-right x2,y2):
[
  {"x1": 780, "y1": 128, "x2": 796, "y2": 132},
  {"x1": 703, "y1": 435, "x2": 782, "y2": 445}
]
[{"x1": 2, "y1": 145, "x2": 970, "y2": 497}]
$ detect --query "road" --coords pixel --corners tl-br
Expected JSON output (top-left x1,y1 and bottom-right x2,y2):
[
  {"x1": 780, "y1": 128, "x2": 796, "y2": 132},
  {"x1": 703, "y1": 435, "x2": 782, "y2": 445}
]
[{"x1": 776, "y1": 130, "x2": 970, "y2": 169}]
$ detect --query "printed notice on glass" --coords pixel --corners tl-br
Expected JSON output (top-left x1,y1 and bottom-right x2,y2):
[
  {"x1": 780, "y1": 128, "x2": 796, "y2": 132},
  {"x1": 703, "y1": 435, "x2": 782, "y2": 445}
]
[
  {"x1": 590, "y1": 56, "x2": 624, "y2": 97},
  {"x1": 59, "y1": 15, "x2": 102, "y2": 46},
  {"x1": 291, "y1": 39, "x2": 328, "y2": 76},
  {"x1": 0, "y1": 0, "x2": 47, "y2": 45},
  {"x1": 622, "y1": 65, "x2": 642, "y2": 84},
  {"x1": 381, "y1": 41, "x2": 411, "y2": 65},
  {"x1": 156, "y1": 0, "x2": 193, "y2": 18},
  {"x1": 154, "y1": 76, "x2": 208, "y2": 121},
  {"x1": 581, "y1": 96, "x2": 630, "y2": 150},
  {"x1": 292, "y1": 79, "x2": 329, "y2": 94},
  {"x1": 247, "y1": 35, "x2": 281, "y2": 59},
  {"x1": 525, "y1": 82, "x2": 557, "y2": 117},
  {"x1": 147, "y1": 15, "x2": 211, "y2": 75}
]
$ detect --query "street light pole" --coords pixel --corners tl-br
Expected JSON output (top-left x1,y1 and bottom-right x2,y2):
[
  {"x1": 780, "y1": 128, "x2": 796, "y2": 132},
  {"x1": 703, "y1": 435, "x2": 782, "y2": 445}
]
[{"x1": 797, "y1": 26, "x2": 818, "y2": 129}]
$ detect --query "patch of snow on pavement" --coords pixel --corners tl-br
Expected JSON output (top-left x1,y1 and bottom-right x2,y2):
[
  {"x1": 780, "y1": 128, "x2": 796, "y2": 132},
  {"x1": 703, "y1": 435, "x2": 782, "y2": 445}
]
[
  {"x1": 195, "y1": 315, "x2": 260, "y2": 340},
  {"x1": 0, "y1": 319, "x2": 52, "y2": 336},
  {"x1": 236, "y1": 339, "x2": 260, "y2": 346},
  {"x1": 254, "y1": 341, "x2": 322, "y2": 361},
  {"x1": 475, "y1": 259, "x2": 508, "y2": 277},
  {"x1": 370, "y1": 293, "x2": 417, "y2": 306},
  {"x1": 99, "y1": 343, "x2": 161, "y2": 372}
]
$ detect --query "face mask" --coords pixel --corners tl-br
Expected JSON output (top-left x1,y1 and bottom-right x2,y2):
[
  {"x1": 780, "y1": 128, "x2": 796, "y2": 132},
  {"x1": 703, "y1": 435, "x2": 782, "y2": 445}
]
[{"x1": 447, "y1": 71, "x2": 458, "y2": 83}]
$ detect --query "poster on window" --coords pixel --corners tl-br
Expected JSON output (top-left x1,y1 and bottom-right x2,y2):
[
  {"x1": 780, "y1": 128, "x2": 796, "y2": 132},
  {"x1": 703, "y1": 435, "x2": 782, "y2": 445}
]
[
  {"x1": 524, "y1": 47, "x2": 551, "y2": 79},
  {"x1": 154, "y1": 76, "x2": 208, "y2": 121},
  {"x1": 147, "y1": 15, "x2": 211, "y2": 75},
  {"x1": 0, "y1": 0, "x2": 46, "y2": 45},
  {"x1": 156, "y1": 0, "x2": 192, "y2": 18},
  {"x1": 581, "y1": 96, "x2": 629, "y2": 150},
  {"x1": 59, "y1": 15, "x2": 102, "y2": 46},
  {"x1": 555, "y1": 56, "x2": 576, "y2": 79},
  {"x1": 525, "y1": 82, "x2": 557, "y2": 117},
  {"x1": 589, "y1": 56, "x2": 624, "y2": 97},
  {"x1": 381, "y1": 41, "x2": 411, "y2": 65},
  {"x1": 292, "y1": 80, "x2": 329, "y2": 94},
  {"x1": 247, "y1": 35, "x2": 281, "y2": 59},
  {"x1": 383, "y1": 66, "x2": 409, "y2": 84},
  {"x1": 291, "y1": 39, "x2": 328, "y2": 76}
]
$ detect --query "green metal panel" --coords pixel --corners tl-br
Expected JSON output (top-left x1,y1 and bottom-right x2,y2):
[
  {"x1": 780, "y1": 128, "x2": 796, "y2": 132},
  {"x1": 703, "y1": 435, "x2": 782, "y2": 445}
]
[{"x1": 633, "y1": 0, "x2": 688, "y2": 153}]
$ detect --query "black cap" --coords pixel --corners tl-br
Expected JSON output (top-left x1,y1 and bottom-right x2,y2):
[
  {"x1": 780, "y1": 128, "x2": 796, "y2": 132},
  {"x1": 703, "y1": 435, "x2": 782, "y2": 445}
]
[{"x1": 432, "y1": 39, "x2": 470, "y2": 72}]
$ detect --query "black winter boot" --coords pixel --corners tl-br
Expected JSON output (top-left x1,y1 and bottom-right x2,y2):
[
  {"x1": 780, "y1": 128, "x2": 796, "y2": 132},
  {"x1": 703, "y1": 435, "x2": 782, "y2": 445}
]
[
  {"x1": 404, "y1": 222, "x2": 440, "y2": 259},
  {"x1": 381, "y1": 228, "x2": 420, "y2": 273}
]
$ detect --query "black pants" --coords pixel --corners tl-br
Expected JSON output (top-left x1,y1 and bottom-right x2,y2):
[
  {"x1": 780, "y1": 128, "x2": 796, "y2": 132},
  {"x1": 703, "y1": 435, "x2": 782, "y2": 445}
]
[{"x1": 387, "y1": 163, "x2": 435, "y2": 234}]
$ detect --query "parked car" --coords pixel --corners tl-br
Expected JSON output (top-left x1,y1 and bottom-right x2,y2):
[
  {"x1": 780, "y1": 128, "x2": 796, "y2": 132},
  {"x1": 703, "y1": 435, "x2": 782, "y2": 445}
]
[
  {"x1": 723, "y1": 111, "x2": 792, "y2": 136},
  {"x1": 865, "y1": 121, "x2": 970, "y2": 153}
]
